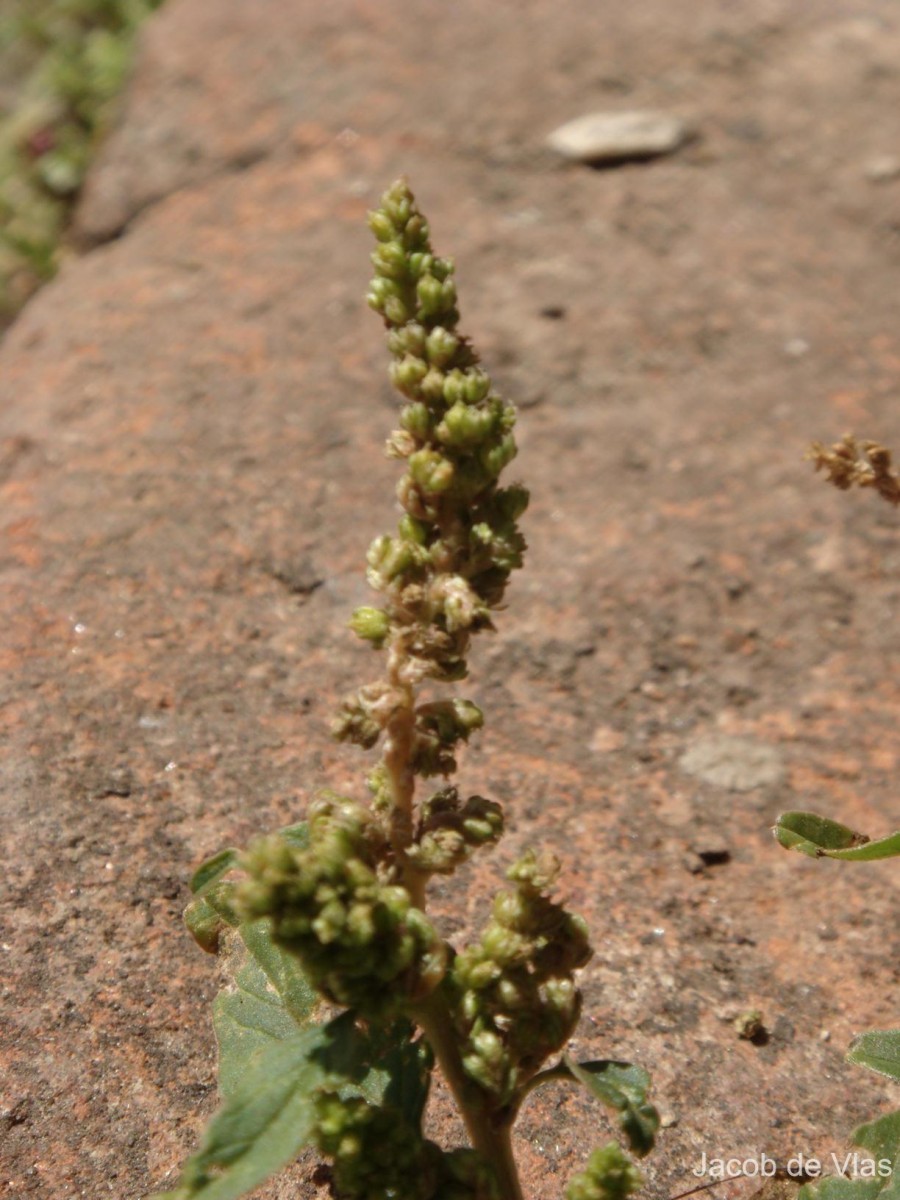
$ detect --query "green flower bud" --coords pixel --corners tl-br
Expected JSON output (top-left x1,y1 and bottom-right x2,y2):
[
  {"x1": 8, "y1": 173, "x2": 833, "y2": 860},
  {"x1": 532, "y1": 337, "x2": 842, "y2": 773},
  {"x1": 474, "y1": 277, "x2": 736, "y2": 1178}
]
[
  {"x1": 442, "y1": 369, "x2": 468, "y2": 406},
  {"x1": 409, "y1": 448, "x2": 454, "y2": 495},
  {"x1": 399, "y1": 513, "x2": 429, "y2": 545},
  {"x1": 349, "y1": 606, "x2": 390, "y2": 646},
  {"x1": 238, "y1": 811, "x2": 446, "y2": 1014},
  {"x1": 497, "y1": 484, "x2": 529, "y2": 521},
  {"x1": 479, "y1": 432, "x2": 517, "y2": 479},
  {"x1": 367, "y1": 534, "x2": 428, "y2": 588},
  {"x1": 389, "y1": 354, "x2": 429, "y2": 396},
  {"x1": 437, "y1": 401, "x2": 498, "y2": 448},
  {"x1": 384, "y1": 294, "x2": 411, "y2": 326},
  {"x1": 543, "y1": 976, "x2": 577, "y2": 1014},
  {"x1": 367, "y1": 275, "x2": 401, "y2": 310},
  {"x1": 416, "y1": 698, "x2": 484, "y2": 744},
  {"x1": 492, "y1": 889, "x2": 528, "y2": 929},
  {"x1": 506, "y1": 849, "x2": 560, "y2": 891},
  {"x1": 399, "y1": 401, "x2": 432, "y2": 440},
  {"x1": 480, "y1": 923, "x2": 527, "y2": 966},
  {"x1": 472, "y1": 1028, "x2": 504, "y2": 1066},
  {"x1": 367, "y1": 210, "x2": 396, "y2": 242},
  {"x1": 461, "y1": 795, "x2": 503, "y2": 844},
  {"x1": 451, "y1": 699, "x2": 483, "y2": 734},
  {"x1": 417, "y1": 273, "x2": 457, "y2": 320},
  {"x1": 366, "y1": 763, "x2": 392, "y2": 812},
  {"x1": 497, "y1": 978, "x2": 524, "y2": 1010},
  {"x1": 463, "y1": 369, "x2": 491, "y2": 404},
  {"x1": 403, "y1": 213, "x2": 429, "y2": 246},
  {"x1": 462, "y1": 1032, "x2": 509, "y2": 1094},
  {"x1": 456, "y1": 955, "x2": 500, "y2": 990},
  {"x1": 420, "y1": 367, "x2": 447, "y2": 404},
  {"x1": 383, "y1": 187, "x2": 412, "y2": 227},
  {"x1": 314, "y1": 1092, "x2": 442, "y2": 1200},
  {"x1": 371, "y1": 240, "x2": 409, "y2": 281},
  {"x1": 387, "y1": 321, "x2": 428, "y2": 358},
  {"x1": 407, "y1": 251, "x2": 434, "y2": 279},
  {"x1": 425, "y1": 326, "x2": 461, "y2": 368}
]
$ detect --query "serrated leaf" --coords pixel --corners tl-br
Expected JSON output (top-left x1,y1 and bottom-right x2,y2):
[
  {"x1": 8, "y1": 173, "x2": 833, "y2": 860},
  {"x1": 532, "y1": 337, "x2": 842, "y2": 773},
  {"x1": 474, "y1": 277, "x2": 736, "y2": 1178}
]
[
  {"x1": 774, "y1": 813, "x2": 900, "y2": 861},
  {"x1": 848, "y1": 1032, "x2": 900, "y2": 1085},
  {"x1": 562, "y1": 1058, "x2": 659, "y2": 1156}
]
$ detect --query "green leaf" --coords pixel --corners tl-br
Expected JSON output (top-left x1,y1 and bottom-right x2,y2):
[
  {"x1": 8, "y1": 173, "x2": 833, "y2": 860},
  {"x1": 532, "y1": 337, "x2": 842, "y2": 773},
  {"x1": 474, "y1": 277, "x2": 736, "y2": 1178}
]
[
  {"x1": 189, "y1": 822, "x2": 308, "y2": 896},
  {"x1": 156, "y1": 1005, "x2": 430, "y2": 1200},
  {"x1": 184, "y1": 895, "x2": 229, "y2": 955},
  {"x1": 213, "y1": 952, "x2": 301, "y2": 1097},
  {"x1": 562, "y1": 1058, "x2": 659, "y2": 1156},
  {"x1": 236, "y1": 919, "x2": 318, "y2": 1027},
  {"x1": 157, "y1": 1020, "x2": 336, "y2": 1200},
  {"x1": 160, "y1": 905, "x2": 432, "y2": 1200},
  {"x1": 849, "y1": 1032, "x2": 900, "y2": 1085},
  {"x1": 853, "y1": 1108, "x2": 900, "y2": 1200},
  {"x1": 184, "y1": 881, "x2": 242, "y2": 953},
  {"x1": 799, "y1": 1179, "x2": 888, "y2": 1200},
  {"x1": 201, "y1": 881, "x2": 243, "y2": 928},
  {"x1": 356, "y1": 1019, "x2": 433, "y2": 1126},
  {"x1": 191, "y1": 849, "x2": 241, "y2": 896},
  {"x1": 799, "y1": 1109, "x2": 900, "y2": 1200},
  {"x1": 279, "y1": 822, "x2": 310, "y2": 850},
  {"x1": 774, "y1": 813, "x2": 900, "y2": 861},
  {"x1": 519, "y1": 1058, "x2": 658, "y2": 1156}
]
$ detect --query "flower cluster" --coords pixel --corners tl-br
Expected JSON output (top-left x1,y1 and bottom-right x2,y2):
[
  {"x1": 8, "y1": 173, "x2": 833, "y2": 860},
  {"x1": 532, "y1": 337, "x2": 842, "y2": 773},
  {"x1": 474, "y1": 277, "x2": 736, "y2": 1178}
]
[
  {"x1": 407, "y1": 786, "x2": 504, "y2": 875},
  {"x1": 449, "y1": 851, "x2": 592, "y2": 1104},
  {"x1": 161, "y1": 180, "x2": 655, "y2": 1200},
  {"x1": 809, "y1": 434, "x2": 900, "y2": 506},
  {"x1": 336, "y1": 177, "x2": 528, "y2": 711},
  {"x1": 565, "y1": 1144, "x2": 642, "y2": 1200},
  {"x1": 314, "y1": 1093, "x2": 499, "y2": 1200},
  {"x1": 238, "y1": 795, "x2": 446, "y2": 1014}
]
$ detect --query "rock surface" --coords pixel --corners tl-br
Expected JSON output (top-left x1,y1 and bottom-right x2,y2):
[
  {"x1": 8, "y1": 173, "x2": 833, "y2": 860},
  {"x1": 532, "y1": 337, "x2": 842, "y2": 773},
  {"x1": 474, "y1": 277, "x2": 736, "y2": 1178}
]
[{"x1": 3, "y1": 2, "x2": 900, "y2": 1199}]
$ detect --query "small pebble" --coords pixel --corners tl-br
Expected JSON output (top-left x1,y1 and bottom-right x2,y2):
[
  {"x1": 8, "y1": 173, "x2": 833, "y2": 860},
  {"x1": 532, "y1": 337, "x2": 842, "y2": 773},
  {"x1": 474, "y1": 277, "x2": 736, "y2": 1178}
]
[
  {"x1": 679, "y1": 734, "x2": 784, "y2": 792},
  {"x1": 547, "y1": 110, "x2": 691, "y2": 164},
  {"x1": 734, "y1": 1009, "x2": 765, "y2": 1040},
  {"x1": 865, "y1": 155, "x2": 900, "y2": 183}
]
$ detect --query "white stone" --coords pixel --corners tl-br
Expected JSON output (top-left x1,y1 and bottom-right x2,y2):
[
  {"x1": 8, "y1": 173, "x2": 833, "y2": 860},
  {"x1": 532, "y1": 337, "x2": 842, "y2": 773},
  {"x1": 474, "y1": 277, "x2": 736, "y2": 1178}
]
[
  {"x1": 865, "y1": 155, "x2": 900, "y2": 183},
  {"x1": 547, "y1": 110, "x2": 691, "y2": 164},
  {"x1": 679, "y1": 734, "x2": 784, "y2": 792}
]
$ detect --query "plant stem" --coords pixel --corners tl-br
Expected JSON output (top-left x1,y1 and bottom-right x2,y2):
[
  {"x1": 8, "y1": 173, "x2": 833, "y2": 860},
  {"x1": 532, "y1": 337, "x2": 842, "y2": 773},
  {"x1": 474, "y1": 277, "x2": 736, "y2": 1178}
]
[
  {"x1": 381, "y1": 677, "x2": 427, "y2": 907},
  {"x1": 413, "y1": 990, "x2": 525, "y2": 1200}
]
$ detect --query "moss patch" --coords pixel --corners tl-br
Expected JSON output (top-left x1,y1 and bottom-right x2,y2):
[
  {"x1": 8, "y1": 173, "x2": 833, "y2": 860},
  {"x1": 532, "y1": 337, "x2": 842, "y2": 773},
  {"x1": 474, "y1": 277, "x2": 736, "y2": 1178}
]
[{"x1": 0, "y1": 0, "x2": 163, "y2": 323}]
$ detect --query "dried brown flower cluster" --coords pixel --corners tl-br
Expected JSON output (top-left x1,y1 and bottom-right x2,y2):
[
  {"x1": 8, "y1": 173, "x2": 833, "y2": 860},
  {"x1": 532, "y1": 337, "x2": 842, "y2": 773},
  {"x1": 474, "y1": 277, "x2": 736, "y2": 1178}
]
[{"x1": 809, "y1": 435, "x2": 900, "y2": 507}]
